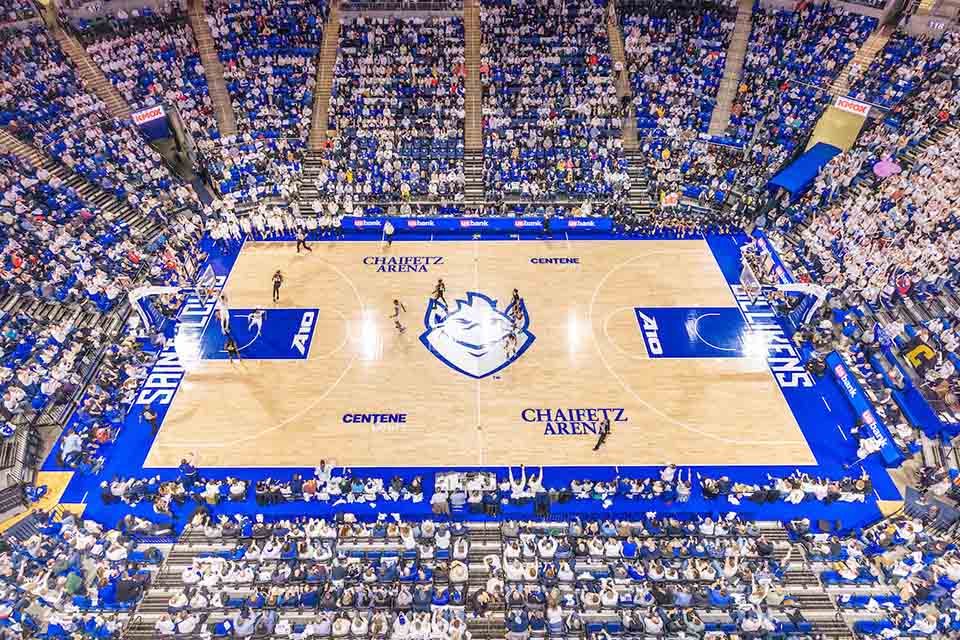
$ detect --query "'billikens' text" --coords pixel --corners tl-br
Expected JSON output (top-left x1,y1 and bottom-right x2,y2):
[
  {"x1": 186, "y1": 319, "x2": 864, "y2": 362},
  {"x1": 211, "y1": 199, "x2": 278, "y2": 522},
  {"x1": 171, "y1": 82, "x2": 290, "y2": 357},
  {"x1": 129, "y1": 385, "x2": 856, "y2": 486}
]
[
  {"x1": 522, "y1": 407, "x2": 628, "y2": 436},
  {"x1": 363, "y1": 256, "x2": 444, "y2": 273},
  {"x1": 731, "y1": 284, "x2": 813, "y2": 388},
  {"x1": 135, "y1": 275, "x2": 226, "y2": 405}
]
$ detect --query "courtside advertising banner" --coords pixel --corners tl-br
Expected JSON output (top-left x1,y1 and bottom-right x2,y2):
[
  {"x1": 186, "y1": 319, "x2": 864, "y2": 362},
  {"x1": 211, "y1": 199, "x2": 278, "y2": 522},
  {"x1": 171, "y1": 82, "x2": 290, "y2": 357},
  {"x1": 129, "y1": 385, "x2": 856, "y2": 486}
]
[
  {"x1": 340, "y1": 217, "x2": 613, "y2": 234},
  {"x1": 826, "y1": 352, "x2": 903, "y2": 467},
  {"x1": 132, "y1": 104, "x2": 170, "y2": 141}
]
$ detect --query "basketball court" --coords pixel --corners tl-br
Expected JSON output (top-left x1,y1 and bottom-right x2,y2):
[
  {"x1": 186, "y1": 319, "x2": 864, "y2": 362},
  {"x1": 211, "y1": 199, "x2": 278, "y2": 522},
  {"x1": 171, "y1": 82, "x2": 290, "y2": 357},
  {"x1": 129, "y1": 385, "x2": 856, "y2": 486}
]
[{"x1": 141, "y1": 238, "x2": 819, "y2": 469}]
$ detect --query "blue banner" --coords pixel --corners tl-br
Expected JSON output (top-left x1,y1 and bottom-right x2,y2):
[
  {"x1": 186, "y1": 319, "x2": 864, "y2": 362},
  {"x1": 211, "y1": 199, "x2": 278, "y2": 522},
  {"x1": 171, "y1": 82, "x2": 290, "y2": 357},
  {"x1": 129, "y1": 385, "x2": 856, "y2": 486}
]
[
  {"x1": 784, "y1": 295, "x2": 816, "y2": 335},
  {"x1": 826, "y1": 352, "x2": 904, "y2": 467},
  {"x1": 342, "y1": 217, "x2": 613, "y2": 234},
  {"x1": 134, "y1": 295, "x2": 169, "y2": 333}
]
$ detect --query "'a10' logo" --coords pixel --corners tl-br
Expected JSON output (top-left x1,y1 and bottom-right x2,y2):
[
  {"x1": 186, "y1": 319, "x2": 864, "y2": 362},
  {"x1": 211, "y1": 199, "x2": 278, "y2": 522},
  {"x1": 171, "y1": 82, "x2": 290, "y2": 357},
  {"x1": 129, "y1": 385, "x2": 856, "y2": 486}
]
[
  {"x1": 291, "y1": 311, "x2": 316, "y2": 355},
  {"x1": 636, "y1": 311, "x2": 663, "y2": 356}
]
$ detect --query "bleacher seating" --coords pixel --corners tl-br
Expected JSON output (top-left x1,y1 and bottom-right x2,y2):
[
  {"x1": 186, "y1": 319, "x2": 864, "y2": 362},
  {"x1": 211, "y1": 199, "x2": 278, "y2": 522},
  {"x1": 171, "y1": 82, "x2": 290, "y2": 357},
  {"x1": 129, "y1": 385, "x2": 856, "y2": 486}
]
[
  {"x1": 0, "y1": 511, "x2": 163, "y2": 639},
  {"x1": 729, "y1": 3, "x2": 876, "y2": 183},
  {"x1": 480, "y1": 0, "x2": 629, "y2": 201},
  {"x1": 621, "y1": 0, "x2": 734, "y2": 137},
  {"x1": 318, "y1": 15, "x2": 465, "y2": 202},
  {"x1": 0, "y1": 0, "x2": 36, "y2": 24},
  {"x1": 77, "y1": 5, "x2": 220, "y2": 143},
  {"x1": 205, "y1": 0, "x2": 327, "y2": 142},
  {"x1": 847, "y1": 31, "x2": 957, "y2": 109},
  {"x1": 3, "y1": 9, "x2": 960, "y2": 640}
]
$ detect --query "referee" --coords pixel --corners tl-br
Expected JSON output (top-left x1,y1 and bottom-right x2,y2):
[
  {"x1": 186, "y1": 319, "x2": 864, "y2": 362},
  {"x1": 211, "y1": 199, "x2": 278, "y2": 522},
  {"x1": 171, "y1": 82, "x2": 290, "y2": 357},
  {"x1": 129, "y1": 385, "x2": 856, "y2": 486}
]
[
  {"x1": 593, "y1": 417, "x2": 611, "y2": 451},
  {"x1": 384, "y1": 219, "x2": 395, "y2": 247},
  {"x1": 272, "y1": 270, "x2": 283, "y2": 302}
]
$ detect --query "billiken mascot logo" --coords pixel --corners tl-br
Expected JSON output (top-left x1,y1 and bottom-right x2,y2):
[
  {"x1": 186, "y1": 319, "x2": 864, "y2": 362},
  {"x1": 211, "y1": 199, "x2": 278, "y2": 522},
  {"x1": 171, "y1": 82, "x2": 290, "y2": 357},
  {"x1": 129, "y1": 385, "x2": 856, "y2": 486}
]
[{"x1": 420, "y1": 292, "x2": 535, "y2": 379}]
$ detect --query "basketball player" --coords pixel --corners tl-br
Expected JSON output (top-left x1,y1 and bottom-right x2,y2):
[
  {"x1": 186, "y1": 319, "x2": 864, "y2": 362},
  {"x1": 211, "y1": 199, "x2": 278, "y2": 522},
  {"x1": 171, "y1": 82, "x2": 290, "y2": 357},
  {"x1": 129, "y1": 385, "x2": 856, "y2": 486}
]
[
  {"x1": 593, "y1": 417, "x2": 611, "y2": 451},
  {"x1": 216, "y1": 294, "x2": 230, "y2": 334},
  {"x1": 248, "y1": 308, "x2": 265, "y2": 334},
  {"x1": 296, "y1": 228, "x2": 312, "y2": 254},
  {"x1": 511, "y1": 298, "x2": 524, "y2": 328},
  {"x1": 391, "y1": 299, "x2": 406, "y2": 334},
  {"x1": 225, "y1": 335, "x2": 241, "y2": 364},
  {"x1": 510, "y1": 289, "x2": 521, "y2": 311},
  {"x1": 432, "y1": 278, "x2": 447, "y2": 306},
  {"x1": 272, "y1": 270, "x2": 283, "y2": 303},
  {"x1": 504, "y1": 326, "x2": 518, "y2": 359}
]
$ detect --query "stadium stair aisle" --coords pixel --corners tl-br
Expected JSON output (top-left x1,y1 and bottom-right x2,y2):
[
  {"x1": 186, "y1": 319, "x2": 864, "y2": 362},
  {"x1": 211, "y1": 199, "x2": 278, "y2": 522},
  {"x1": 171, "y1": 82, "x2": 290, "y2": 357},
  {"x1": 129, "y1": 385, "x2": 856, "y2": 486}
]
[
  {"x1": 308, "y1": 0, "x2": 343, "y2": 152},
  {"x1": 707, "y1": 0, "x2": 753, "y2": 136},
  {"x1": 187, "y1": 0, "x2": 238, "y2": 137},
  {"x1": 624, "y1": 149, "x2": 656, "y2": 220},
  {"x1": 830, "y1": 27, "x2": 892, "y2": 97},
  {"x1": 605, "y1": 2, "x2": 637, "y2": 151},
  {"x1": 51, "y1": 25, "x2": 132, "y2": 120},
  {"x1": 464, "y1": 0, "x2": 483, "y2": 153},
  {"x1": 464, "y1": 150, "x2": 484, "y2": 206},
  {"x1": 299, "y1": 151, "x2": 325, "y2": 205}
]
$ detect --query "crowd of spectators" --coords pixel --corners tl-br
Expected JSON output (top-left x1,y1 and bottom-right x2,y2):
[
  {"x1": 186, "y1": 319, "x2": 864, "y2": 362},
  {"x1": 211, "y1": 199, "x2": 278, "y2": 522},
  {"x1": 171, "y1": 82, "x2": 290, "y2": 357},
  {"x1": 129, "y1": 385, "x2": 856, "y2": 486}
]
[
  {"x1": 205, "y1": 0, "x2": 327, "y2": 141},
  {"x1": 846, "y1": 31, "x2": 958, "y2": 109},
  {"x1": 642, "y1": 135, "x2": 741, "y2": 205},
  {"x1": 92, "y1": 459, "x2": 427, "y2": 522},
  {"x1": 0, "y1": 24, "x2": 105, "y2": 143},
  {"x1": 621, "y1": 0, "x2": 734, "y2": 138},
  {"x1": 0, "y1": 153, "x2": 150, "y2": 310},
  {"x1": 77, "y1": 3, "x2": 220, "y2": 143},
  {"x1": 0, "y1": 21, "x2": 203, "y2": 223},
  {"x1": 779, "y1": 111, "x2": 959, "y2": 313},
  {"x1": 0, "y1": 511, "x2": 159, "y2": 637},
  {"x1": 140, "y1": 512, "x2": 821, "y2": 639},
  {"x1": 0, "y1": 0, "x2": 36, "y2": 24},
  {"x1": 729, "y1": 3, "x2": 876, "y2": 182},
  {"x1": 0, "y1": 314, "x2": 89, "y2": 431},
  {"x1": 318, "y1": 16, "x2": 465, "y2": 202},
  {"x1": 480, "y1": 0, "x2": 629, "y2": 201},
  {"x1": 202, "y1": 135, "x2": 300, "y2": 202},
  {"x1": 57, "y1": 328, "x2": 155, "y2": 472},
  {"x1": 699, "y1": 470, "x2": 873, "y2": 506},
  {"x1": 818, "y1": 515, "x2": 960, "y2": 636}
]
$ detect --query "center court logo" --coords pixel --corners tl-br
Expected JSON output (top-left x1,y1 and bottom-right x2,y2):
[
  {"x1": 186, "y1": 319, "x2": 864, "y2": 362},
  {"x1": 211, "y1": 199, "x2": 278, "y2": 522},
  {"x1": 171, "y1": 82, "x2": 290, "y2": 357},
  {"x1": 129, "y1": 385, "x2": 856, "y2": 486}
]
[{"x1": 420, "y1": 292, "x2": 534, "y2": 379}]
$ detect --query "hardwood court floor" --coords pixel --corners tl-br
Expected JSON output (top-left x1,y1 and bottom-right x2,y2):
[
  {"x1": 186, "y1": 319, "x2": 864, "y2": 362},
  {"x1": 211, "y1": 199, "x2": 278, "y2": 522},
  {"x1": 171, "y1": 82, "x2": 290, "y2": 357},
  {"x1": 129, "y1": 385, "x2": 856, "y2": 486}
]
[{"x1": 144, "y1": 240, "x2": 816, "y2": 469}]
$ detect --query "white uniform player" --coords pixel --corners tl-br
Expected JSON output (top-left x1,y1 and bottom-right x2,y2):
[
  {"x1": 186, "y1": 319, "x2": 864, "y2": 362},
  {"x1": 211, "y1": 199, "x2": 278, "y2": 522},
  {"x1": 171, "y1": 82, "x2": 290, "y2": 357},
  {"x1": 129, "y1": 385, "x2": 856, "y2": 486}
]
[
  {"x1": 248, "y1": 308, "x2": 265, "y2": 334},
  {"x1": 216, "y1": 295, "x2": 230, "y2": 334}
]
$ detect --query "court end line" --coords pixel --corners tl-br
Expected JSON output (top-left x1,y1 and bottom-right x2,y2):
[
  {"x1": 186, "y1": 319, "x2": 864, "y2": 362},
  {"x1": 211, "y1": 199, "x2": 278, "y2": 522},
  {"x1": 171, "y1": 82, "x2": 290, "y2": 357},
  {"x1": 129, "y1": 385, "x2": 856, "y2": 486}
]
[
  {"x1": 836, "y1": 424, "x2": 848, "y2": 441},
  {"x1": 822, "y1": 396, "x2": 832, "y2": 412}
]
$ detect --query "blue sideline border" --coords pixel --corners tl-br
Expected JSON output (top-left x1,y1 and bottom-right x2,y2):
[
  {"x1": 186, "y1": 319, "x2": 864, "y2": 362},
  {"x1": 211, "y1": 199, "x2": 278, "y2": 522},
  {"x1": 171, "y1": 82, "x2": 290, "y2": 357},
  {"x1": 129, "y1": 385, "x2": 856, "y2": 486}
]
[{"x1": 41, "y1": 230, "x2": 899, "y2": 532}]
